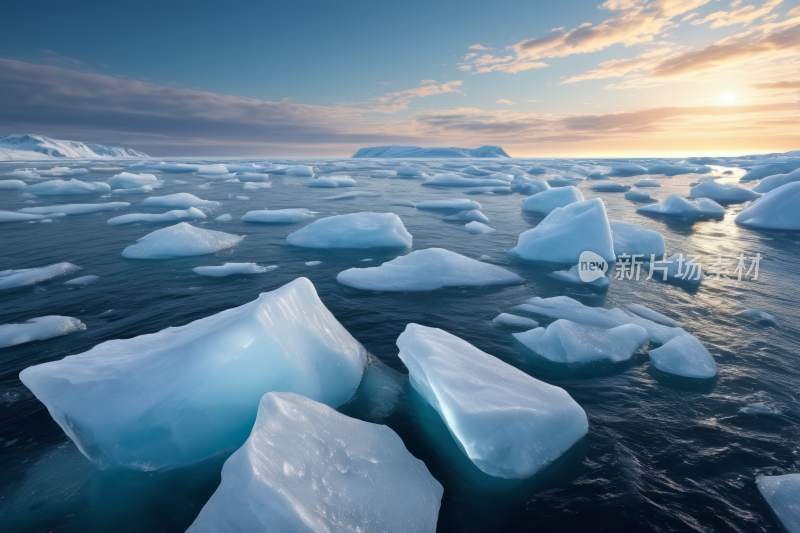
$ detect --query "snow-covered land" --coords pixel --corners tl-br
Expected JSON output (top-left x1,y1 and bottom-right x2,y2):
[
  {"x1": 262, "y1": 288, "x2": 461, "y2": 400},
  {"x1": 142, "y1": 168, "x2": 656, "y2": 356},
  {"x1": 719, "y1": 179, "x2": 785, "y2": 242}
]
[
  {"x1": 352, "y1": 145, "x2": 510, "y2": 158},
  {"x1": 0, "y1": 134, "x2": 147, "y2": 161}
]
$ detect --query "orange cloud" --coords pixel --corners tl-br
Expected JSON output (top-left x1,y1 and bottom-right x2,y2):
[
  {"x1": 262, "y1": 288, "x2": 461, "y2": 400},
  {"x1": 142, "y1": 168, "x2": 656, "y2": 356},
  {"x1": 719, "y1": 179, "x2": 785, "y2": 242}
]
[{"x1": 690, "y1": 0, "x2": 783, "y2": 29}]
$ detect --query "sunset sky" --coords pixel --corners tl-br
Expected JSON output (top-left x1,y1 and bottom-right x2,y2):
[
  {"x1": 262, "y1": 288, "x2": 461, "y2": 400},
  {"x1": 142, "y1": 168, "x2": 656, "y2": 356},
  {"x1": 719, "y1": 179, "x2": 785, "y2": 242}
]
[{"x1": 1, "y1": 0, "x2": 798, "y2": 157}]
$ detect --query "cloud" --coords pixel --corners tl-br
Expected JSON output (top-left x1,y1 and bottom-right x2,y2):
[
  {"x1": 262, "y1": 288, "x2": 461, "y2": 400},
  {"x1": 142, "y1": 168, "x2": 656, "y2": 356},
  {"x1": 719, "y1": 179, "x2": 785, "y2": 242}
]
[
  {"x1": 752, "y1": 79, "x2": 800, "y2": 89},
  {"x1": 369, "y1": 80, "x2": 463, "y2": 113},
  {"x1": 690, "y1": 0, "x2": 783, "y2": 29},
  {"x1": 496, "y1": 99, "x2": 517, "y2": 105},
  {"x1": 468, "y1": 44, "x2": 489, "y2": 50},
  {"x1": 561, "y1": 46, "x2": 673, "y2": 83}
]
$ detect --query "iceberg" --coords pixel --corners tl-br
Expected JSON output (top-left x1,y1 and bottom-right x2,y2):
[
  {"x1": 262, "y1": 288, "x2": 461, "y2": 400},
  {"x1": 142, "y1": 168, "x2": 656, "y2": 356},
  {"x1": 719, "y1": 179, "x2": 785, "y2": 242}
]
[
  {"x1": 0, "y1": 263, "x2": 81, "y2": 291},
  {"x1": 0, "y1": 134, "x2": 147, "y2": 159},
  {"x1": 195, "y1": 164, "x2": 229, "y2": 175},
  {"x1": 625, "y1": 304, "x2": 679, "y2": 327},
  {"x1": 465, "y1": 221, "x2": 495, "y2": 234},
  {"x1": 548, "y1": 264, "x2": 609, "y2": 288},
  {"x1": 521, "y1": 186, "x2": 584, "y2": 215},
  {"x1": 425, "y1": 173, "x2": 511, "y2": 188},
  {"x1": 107, "y1": 208, "x2": 206, "y2": 226},
  {"x1": 122, "y1": 222, "x2": 244, "y2": 259},
  {"x1": 735, "y1": 182, "x2": 800, "y2": 230},
  {"x1": 64, "y1": 275, "x2": 99, "y2": 285},
  {"x1": 306, "y1": 176, "x2": 356, "y2": 188},
  {"x1": 0, "y1": 179, "x2": 26, "y2": 189},
  {"x1": 19, "y1": 202, "x2": 130, "y2": 216},
  {"x1": 351, "y1": 145, "x2": 510, "y2": 158},
  {"x1": 215, "y1": 214, "x2": 232, "y2": 221},
  {"x1": 637, "y1": 195, "x2": 725, "y2": 219},
  {"x1": 741, "y1": 160, "x2": 800, "y2": 181},
  {"x1": 492, "y1": 313, "x2": 539, "y2": 328},
  {"x1": 442, "y1": 209, "x2": 489, "y2": 223},
  {"x1": 689, "y1": 181, "x2": 759, "y2": 203},
  {"x1": 287, "y1": 213, "x2": 412, "y2": 249},
  {"x1": 0, "y1": 316, "x2": 86, "y2": 348},
  {"x1": 756, "y1": 474, "x2": 800, "y2": 533},
  {"x1": 19, "y1": 278, "x2": 368, "y2": 469},
  {"x1": 106, "y1": 172, "x2": 162, "y2": 190},
  {"x1": 510, "y1": 199, "x2": 615, "y2": 264},
  {"x1": 25, "y1": 179, "x2": 111, "y2": 196},
  {"x1": 397, "y1": 324, "x2": 587, "y2": 478},
  {"x1": 610, "y1": 221, "x2": 665, "y2": 258},
  {"x1": 510, "y1": 177, "x2": 550, "y2": 195},
  {"x1": 283, "y1": 165, "x2": 314, "y2": 177},
  {"x1": 242, "y1": 209, "x2": 315, "y2": 224},
  {"x1": 416, "y1": 198, "x2": 481, "y2": 211},
  {"x1": 624, "y1": 190, "x2": 655, "y2": 202},
  {"x1": 193, "y1": 263, "x2": 276, "y2": 277},
  {"x1": 591, "y1": 180, "x2": 631, "y2": 192},
  {"x1": 142, "y1": 193, "x2": 217, "y2": 209},
  {"x1": 236, "y1": 172, "x2": 270, "y2": 183},
  {"x1": 513, "y1": 320, "x2": 649, "y2": 364},
  {"x1": 394, "y1": 164, "x2": 430, "y2": 178},
  {"x1": 752, "y1": 168, "x2": 800, "y2": 193},
  {"x1": 0, "y1": 211, "x2": 47, "y2": 222},
  {"x1": 648, "y1": 334, "x2": 717, "y2": 378},
  {"x1": 186, "y1": 392, "x2": 442, "y2": 533},
  {"x1": 338, "y1": 248, "x2": 521, "y2": 291}
]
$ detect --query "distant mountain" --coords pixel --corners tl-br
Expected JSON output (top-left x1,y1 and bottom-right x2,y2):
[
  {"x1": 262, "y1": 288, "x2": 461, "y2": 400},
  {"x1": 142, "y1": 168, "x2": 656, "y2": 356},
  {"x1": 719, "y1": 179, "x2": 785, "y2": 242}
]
[
  {"x1": 0, "y1": 134, "x2": 148, "y2": 161},
  {"x1": 351, "y1": 145, "x2": 510, "y2": 158}
]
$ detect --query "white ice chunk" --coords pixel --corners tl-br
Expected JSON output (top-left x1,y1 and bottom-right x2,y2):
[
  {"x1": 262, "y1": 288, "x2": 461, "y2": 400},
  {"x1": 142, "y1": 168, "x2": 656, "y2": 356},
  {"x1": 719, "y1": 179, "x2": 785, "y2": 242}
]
[
  {"x1": 122, "y1": 222, "x2": 243, "y2": 259},
  {"x1": 415, "y1": 199, "x2": 481, "y2": 211},
  {"x1": 548, "y1": 265, "x2": 609, "y2": 288},
  {"x1": 514, "y1": 320, "x2": 648, "y2": 364},
  {"x1": 142, "y1": 193, "x2": 218, "y2": 209},
  {"x1": 242, "y1": 209, "x2": 315, "y2": 224},
  {"x1": 287, "y1": 212, "x2": 412, "y2": 248},
  {"x1": 20, "y1": 202, "x2": 130, "y2": 216},
  {"x1": 324, "y1": 190, "x2": 381, "y2": 200},
  {"x1": 106, "y1": 172, "x2": 163, "y2": 190},
  {"x1": 394, "y1": 164, "x2": 430, "y2": 178},
  {"x1": 757, "y1": 474, "x2": 800, "y2": 533},
  {"x1": 110, "y1": 186, "x2": 154, "y2": 196},
  {"x1": 20, "y1": 278, "x2": 368, "y2": 469},
  {"x1": 215, "y1": 214, "x2": 232, "y2": 221},
  {"x1": 522, "y1": 186, "x2": 583, "y2": 215},
  {"x1": 610, "y1": 221, "x2": 665, "y2": 258},
  {"x1": 461, "y1": 165, "x2": 492, "y2": 176},
  {"x1": 0, "y1": 179, "x2": 26, "y2": 189},
  {"x1": 736, "y1": 182, "x2": 800, "y2": 230},
  {"x1": 107, "y1": 208, "x2": 206, "y2": 226},
  {"x1": 690, "y1": 181, "x2": 759, "y2": 203},
  {"x1": 740, "y1": 308, "x2": 777, "y2": 324},
  {"x1": 635, "y1": 180, "x2": 661, "y2": 187},
  {"x1": 527, "y1": 165, "x2": 547, "y2": 175},
  {"x1": 397, "y1": 324, "x2": 588, "y2": 478},
  {"x1": 464, "y1": 221, "x2": 495, "y2": 234},
  {"x1": 196, "y1": 164, "x2": 230, "y2": 175},
  {"x1": 0, "y1": 263, "x2": 81, "y2": 291},
  {"x1": 64, "y1": 275, "x2": 99, "y2": 285},
  {"x1": 591, "y1": 180, "x2": 631, "y2": 192},
  {"x1": 371, "y1": 170, "x2": 397, "y2": 178},
  {"x1": 624, "y1": 190, "x2": 656, "y2": 202},
  {"x1": 306, "y1": 261, "x2": 321, "y2": 266},
  {"x1": 306, "y1": 176, "x2": 356, "y2": 188},
  {"x1": 186, "y1": 392, "x2": 442, "y2": 533},
  {"x1": 609, "y1": 164, "x2": 648, "y2": 177},
  {"x1": 510, "y1": 198, "x2": 615, "y2": 263},
  {"x1": 637, "y1": 195, "x2": 725, "y2": 218},
  {"x1": 6, "y1": 169, "x2": 40, "y2": 179},
  {"x1": 284, "y1": 165, "x2": 314, "y2": 177},
  {"x1": 648, "y1": 334, "x2": 717, "y2": 378},
  {"x1": 25, "y1": 179, "x2": 111, "y2": 196},
  {"x1": 442, "y1": 209, "x2": 489, "y2": 223},
  {"x1": 337, "y1": 248, "x2": 521, "y2": 291},
  {"x1": 0, "y1": 211, "x2": 46, "y2": 222},
  {"x1": 193, "y1": 263, "x2": 276, "y2": 277},
  {"x1": 493, "y1": 313, "x2": 539, "y2": 328},
  {"x1": 752, "y1": 168, "x2": 800, "y2": 193},
  {"x1": 0, "y1": 316, "x2": 86, "y2": 348},
  {"x1": 625, "y1": 304, "x2": 679, "y2": 327},
  {"x1": 510, "y1": 177, "x2": 550, "y2": 195}
]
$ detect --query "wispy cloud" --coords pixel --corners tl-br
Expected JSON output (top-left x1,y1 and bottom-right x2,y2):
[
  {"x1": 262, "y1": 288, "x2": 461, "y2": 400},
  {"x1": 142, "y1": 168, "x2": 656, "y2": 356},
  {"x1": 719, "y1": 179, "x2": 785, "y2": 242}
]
[
  {"x1": 496, "y1": 99, "x2": 517, "y2": 105},
  {"x1": 369, "y1": 80, "x2": 463, "y2": 113},
  {"x1": 690, "y1": 0, "x2": 783, "y2": 29},
  {"x1": 561, "y1": 46, "x2": 673, "y2": 83}
]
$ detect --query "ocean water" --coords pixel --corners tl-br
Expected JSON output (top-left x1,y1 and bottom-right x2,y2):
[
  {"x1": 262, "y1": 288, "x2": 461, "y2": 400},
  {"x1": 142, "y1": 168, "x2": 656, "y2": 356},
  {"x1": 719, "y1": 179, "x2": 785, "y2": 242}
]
[{"x1": 1, "y1": 158, "x2": 799, "y2": 532}]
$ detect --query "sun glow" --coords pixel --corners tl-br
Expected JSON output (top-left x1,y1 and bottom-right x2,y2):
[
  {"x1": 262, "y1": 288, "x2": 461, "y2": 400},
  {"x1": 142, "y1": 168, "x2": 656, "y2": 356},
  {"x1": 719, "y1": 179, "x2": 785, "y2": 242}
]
[{"x1": 720, "y1": 92, "x2": 736, "y2": 105}]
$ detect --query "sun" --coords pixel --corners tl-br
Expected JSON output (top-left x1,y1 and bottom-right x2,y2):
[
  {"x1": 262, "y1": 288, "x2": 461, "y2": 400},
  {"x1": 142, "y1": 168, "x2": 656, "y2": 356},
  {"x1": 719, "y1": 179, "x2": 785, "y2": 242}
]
[{"x1": 720, "y1": 92, "x2": 736, "y2": 105}]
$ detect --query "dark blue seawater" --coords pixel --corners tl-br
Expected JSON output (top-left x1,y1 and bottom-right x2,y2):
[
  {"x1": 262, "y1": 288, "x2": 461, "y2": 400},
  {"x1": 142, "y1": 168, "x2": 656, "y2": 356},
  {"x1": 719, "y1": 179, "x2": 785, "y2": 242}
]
[{"x1": 1, "y1": 158, "x2": 799, "y2": 532}]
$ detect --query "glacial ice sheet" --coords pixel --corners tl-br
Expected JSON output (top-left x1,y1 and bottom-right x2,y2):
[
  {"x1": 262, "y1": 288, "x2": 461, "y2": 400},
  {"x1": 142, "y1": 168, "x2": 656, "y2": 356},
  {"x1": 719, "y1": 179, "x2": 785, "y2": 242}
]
[
  {"x1": 510, "y1": 198, "x2": 615, "y2": 264},
  {"x1": 610, "y1": 221, "x2": 665, "y2": 259},
  {"x1": 397, "y1": 324, "x2": 588, "y2": 478},
  {"x1": 0, "y1": 316, "x2": 86, "y2": 348},
  {"x1": 637, "y1": 195, "x2": 725, "y2": 219},
  {"x1": 521, "y1": 186, "x2": 584, "y2": 215},
  {"x1": 107, "y1": 208, "x2": 206, "y2": 226},
  {"x1": 142, "y1": 193, "x2": 217, "y2": 209},
  {"x1": 736, "y1": 182, "x2": 800, "y2": 230},
  {"x1": 757, "y1": 474, "x2": 800, "y2": 533},
  {"x1": 192, "y1": 263, "x2": 276, "y2": 277},
  {"x1": 513, "y1": 320, "x2": 648, "y2": 364},
  {"x1": 122, "y1": 222, "x2": 244, "y2": 259},
  {"x1": 287, "y1": 212, "x2": 412, "y2": 248},
  {"x1": 0, "y1": 262, "x2": 81, "y2": 291},
  {"x1": 337, "y1": 248, "x2": 522, "y2": 291},
  {"x1": 25, "y1": 179, "x2": 111, "y2": 196},
  {"x1": 241, "y1": 209, "x2": 315, "y2": 223},
  {"x1": 20, "y1": 202, "x2": 130, "y2": 216},
  {"x1": 648, "y1": 334, "x2": 717, "y2": 378},
  {"x1": 19, "y1": 278, "x2": 368, "y2": 469},
  {"x1": 689, "y1": 181, "x2": 759, "y2": 203}
]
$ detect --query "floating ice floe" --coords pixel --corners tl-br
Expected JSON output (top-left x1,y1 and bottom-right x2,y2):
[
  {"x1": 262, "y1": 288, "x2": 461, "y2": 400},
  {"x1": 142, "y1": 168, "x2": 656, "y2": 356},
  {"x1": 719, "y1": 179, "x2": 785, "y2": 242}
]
[
  {"x1": 394, "y1": 164, "x2": 430, "y2": 178},
  {"x1": 122, "y1": 222, "x2": 244, "y2": 259},
  {"x1": 106, "y1": 172, "x2": 163, "y2": 190},
  {"x1": 624, "y1": 190, "x2": 656, "y2": 202},
  {"x1": 242, "y1": 209, "x2": 315, "y2": 223},
  {"x1": 510, "y1": 198, "x2": 615, "y2": 264},
  {"x1": 0, "y1": 316, "x2": 86, "y2": 348},
  {"x1": 233, "y1": 172, "x2": 270, "y2": 182},
  {"x1": 186, "y1": 392, "x2": 442, "y2": 533},
  {"x1": 527, "y1": 165, "x2": 547, "y2": 175},
  {"x1": 306, "y1": 261, "x2": 321, "y2": 266},
  {"x1": 415, "y1": 198, "x2": 481, "y2": 211},
  {"x1": 521, "y1": 185, "x2": 583, "y2": 215},
  {"x1": 635, "y1": 180, "x2": 661, "y2": 187},
  {"x1": 64, "y1": 275, "x2": 99, "y2": 285},
  {"x1": 20, "y1": 202, "x2": 130, "y2": 216},
  {"x1": 107, "y1": 208, "x2": 206, "y2": 226},
  {"x1": 0, "y1": 263, "x2": 81, "y2": 291},
  {"x1": 648, "y1": 334, "x2": 717, "y2": 378},
  {"x1": 625, "y1": 304, "x2": 679, "y2": 327},
  {"x1": 510, "y1": 177, "x2": 550, "y2": 195},
  {"x1": 462, "y1": 186, "x2": 512, "y2": 195},
  {"x1": 514, "y1": 320, "x2": 649, "y2": 364},
  {"x1": 637, "y1": 195, "x2": 725, "y2": 219},
  {"x1": 591, "y1": 180, "x2": 631, "y2": 192},
  {"x1": 493, "y1": 313, "x2": 539, "y2": 328},
  {"x1": 215, "y1": 214, "x2": 232, "y2": 221},
  {"x1": 397, "y1": 324, "x2": 588, "y2": 478},
  {"x1": 25, "y1": 179, "x2": 111, "y2": 196},
  {"x1": 609, "y1": 164, "x2": 648, "y2": 177},
  {"x1": 0, "y1": 179, "x2": 26, "y2": 189},
  {"x1": 195, "y1": 164, "x2": 230, "y2": 176},
  {"x1": 643, "y1": 253, "x2": 705, "y2": 285},
  {"x1": 19, "y1": 278, "x2": 368, "y2": 469},
  {"x1": 287, "y1": 213, "x2": 412, "y2": 249},
  {"x1": 465, "y1": 221, "x2": 495, "y2": 234},
  {"x1": 461, "y1": 165, "x2": 492, "y2": 176},
  {"x1": 0, "y1": 211, "x2": 47, "y2": 222},
  {"x1": 193, "y1": 263, "x2": 277, "y2": 277},
  {"x1": 735, "y1": 182, "x2": 800, "y2": 230},
  {"x1": 548, "y1": 264, "x2": 609, "y2": 288},
  {"x1": 130, "y1": 162, "x2": 199, "y2": 174},
  {"x1": 514, "y1": 296, "x2": 687, "y2": 345},
  {"x1": 756, "y1": 474, "x2": 800, "y2": 533},
  {"x1": 610, "y1": 221, "x2": 665, "y2": 258},
  {"x1": 442, "y1": 209, "x2": 489, "y2": 223},
  {"x1": 306, "y1": 176, "x2": 356, "y2": 188},
  {"x1": 740, "y1": 308, "x2": 777, "y2": 324},
  {"x1": 741, "y1": 160, "x2": 800, "y2": 181},
  {"x1": 689, "y1": 181, "x2": 759, "y2": 203},
  {"x1": 142, "y1": 193, "x2": 218, "y2": 209},
  {"x1": 338, "y1": 248, "x2": 521, "y2": 291},
  {"x1": 324, "y1": 190, "x2": 381, "y2": 200},
  {"x1": 371, "y1": 169, "x2": 397, "y2": 178},
  {"x1": 110, "y1": 186, "x2": 154, "y2": 195},
  {"x1": 752, "y1": 168, "x2": 800, "y2": 193},
  {"x1": 284, "y1": 165, "x2": 314, "y2": 177},
  {"x1": 425, "y1": 173, "x2": 511, "y2": 188},
  {"x1": 6, "y1": 169, "x2": 40, "y2": 179},
  {"x1": 36, "y1": 167, "x2": 89, "y2": 177}
]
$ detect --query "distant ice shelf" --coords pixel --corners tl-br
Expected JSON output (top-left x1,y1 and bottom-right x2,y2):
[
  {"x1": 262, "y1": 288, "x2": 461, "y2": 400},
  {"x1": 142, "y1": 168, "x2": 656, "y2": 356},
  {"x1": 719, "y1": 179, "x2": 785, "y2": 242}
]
[
  {"x1": 0, "y1": 134, "x2": 148, "y2": 160},
  {"x1": 351, "y1": 145, "x2": 510, "y2": 158}
]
